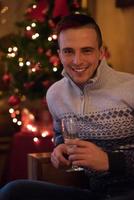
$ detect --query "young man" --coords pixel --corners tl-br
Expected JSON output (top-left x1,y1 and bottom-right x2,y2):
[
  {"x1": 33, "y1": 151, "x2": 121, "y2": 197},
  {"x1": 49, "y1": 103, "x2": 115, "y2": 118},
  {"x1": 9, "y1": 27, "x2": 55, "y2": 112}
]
[{"x1": 0, "y1": 14, "x2": 134, "y2": 200}]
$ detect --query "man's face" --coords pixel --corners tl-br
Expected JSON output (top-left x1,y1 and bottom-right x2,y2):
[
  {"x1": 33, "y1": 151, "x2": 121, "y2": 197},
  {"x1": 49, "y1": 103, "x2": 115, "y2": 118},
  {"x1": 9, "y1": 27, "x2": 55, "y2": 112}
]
[{"x1": 58, "y1": 27, "x2": 104, "y2": 86}]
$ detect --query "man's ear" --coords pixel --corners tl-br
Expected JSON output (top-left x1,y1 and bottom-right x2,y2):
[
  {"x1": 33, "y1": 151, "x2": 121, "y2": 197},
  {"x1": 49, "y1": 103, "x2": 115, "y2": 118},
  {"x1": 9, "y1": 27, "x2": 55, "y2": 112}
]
[
  {"x1": 57, "y1": 49, "x2": 61, "y2": 60},
  {"x1": 99, "y1": 46, "x2": 105, "y2": 60},
  {"x1": 57, "y1": 49, "x2": 60, "y2": 55}
]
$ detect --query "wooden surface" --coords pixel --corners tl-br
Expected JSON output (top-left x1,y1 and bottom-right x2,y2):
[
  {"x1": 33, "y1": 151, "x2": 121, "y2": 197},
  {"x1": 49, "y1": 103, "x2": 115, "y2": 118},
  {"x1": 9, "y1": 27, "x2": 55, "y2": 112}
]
[{"x1": 28, "y1": 152, "x2": 89, "y2": 189}]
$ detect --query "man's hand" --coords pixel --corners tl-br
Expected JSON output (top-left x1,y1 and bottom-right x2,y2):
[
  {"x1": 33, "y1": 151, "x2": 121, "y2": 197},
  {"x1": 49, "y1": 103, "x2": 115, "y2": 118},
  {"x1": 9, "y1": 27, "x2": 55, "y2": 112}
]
[
  {"x1": 65, "y1": 139, "x2": 109, "y2": 172},
  {"x1": 51, "y1": 143, "x2": 71, "y2": 169}
]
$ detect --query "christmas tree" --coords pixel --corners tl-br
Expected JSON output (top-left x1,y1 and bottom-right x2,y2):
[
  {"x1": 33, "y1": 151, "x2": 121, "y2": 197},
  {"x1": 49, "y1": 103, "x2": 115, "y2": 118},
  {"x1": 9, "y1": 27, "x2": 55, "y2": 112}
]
[{"x1": 0, "y1": 0, "x2": 88, "y2": 135}]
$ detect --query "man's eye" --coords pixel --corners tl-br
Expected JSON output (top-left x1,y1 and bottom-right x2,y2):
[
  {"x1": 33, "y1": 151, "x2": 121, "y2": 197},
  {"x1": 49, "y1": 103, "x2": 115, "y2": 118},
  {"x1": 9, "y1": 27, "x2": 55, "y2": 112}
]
[
  {"x1": 62, "y1": 49, "x2": 73, "y2": 55},
  {"x1": 84, "y1": 49, "x2": 91, "y2": 53},
  {"x1": 82, "y1": 48, "x2": 93, "y2": 54}
]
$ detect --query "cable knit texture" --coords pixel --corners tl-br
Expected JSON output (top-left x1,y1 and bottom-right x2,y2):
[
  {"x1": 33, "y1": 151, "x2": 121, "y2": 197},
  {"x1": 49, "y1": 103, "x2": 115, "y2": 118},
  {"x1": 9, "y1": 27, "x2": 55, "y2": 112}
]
[{"x1": 46, "y1": 59, "x2": 134, "y2": 190}]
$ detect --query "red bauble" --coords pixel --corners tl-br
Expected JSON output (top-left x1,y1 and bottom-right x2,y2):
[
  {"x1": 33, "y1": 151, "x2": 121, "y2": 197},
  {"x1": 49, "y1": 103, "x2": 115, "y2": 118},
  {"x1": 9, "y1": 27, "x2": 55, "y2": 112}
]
[
  {"x1": 25, "y1": 30, "x2": 34, "y2": 39},
  {"x1": 2, "y1": 73, "x2": 12, "y2": 85},
  {"x1": 8, "y1": 95, "x2": 20, "y2": 106},
  {"x1": 72, "y1": 0, "x2": 80, "y2": 9},
  {"x1": 26, "y1": 7, "x2": 32, "y2": 14},
  {"x1": 49, "y1": 55, "x2": 60, "y2": 65},
  {"x1": 37, "y1": 47, "x2": 44, "y2": 54},
  {"x1": 42, "y1": 80, "x2": 52, "y2": 89},
  {"x1": 48, "y1": 19, "x2": 56, "y2": 29},
  {"x1": 45, "y1": 49, "x2": 52, "y2": 57},
  {"x1": 23, "y1": 82, "x2": 34, "y2": 90}
]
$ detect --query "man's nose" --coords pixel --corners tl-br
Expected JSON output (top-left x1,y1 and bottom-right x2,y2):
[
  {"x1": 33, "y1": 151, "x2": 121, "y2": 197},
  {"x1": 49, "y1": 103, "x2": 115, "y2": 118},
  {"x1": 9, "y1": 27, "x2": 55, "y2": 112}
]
[{"x1": 73, "y1": 52, "x2": 82, "y2": 65}]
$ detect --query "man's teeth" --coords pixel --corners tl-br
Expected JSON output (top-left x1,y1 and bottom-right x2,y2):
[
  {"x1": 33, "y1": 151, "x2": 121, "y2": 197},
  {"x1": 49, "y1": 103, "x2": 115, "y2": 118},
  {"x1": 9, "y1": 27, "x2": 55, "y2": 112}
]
[{"x1": 73, "y1": 68, "x2": 86, "y2": 72}]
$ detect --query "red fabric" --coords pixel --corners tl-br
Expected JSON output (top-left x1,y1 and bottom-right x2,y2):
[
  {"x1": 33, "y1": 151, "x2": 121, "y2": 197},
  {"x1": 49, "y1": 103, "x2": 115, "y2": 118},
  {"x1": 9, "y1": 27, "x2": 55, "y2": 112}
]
[
  {"x1": 53, "y1": 0, "x2": 70, "y2": 17},
  {"x1": 7, "y1": 132, "x2": 54, "y2": 180}
]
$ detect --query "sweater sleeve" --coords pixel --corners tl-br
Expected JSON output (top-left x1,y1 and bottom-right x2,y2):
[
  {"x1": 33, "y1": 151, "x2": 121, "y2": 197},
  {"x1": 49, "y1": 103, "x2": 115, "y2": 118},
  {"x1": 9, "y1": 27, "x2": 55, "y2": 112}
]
[
  {"x1": 54, "y1": 129, "x2": 64, "y2": 146},
  {"x1": 107, "y1": 151, "x2": 126, "y2": 175},
  {"x1": 108, "y1": 147, "x2": 134, "y2": 177}
]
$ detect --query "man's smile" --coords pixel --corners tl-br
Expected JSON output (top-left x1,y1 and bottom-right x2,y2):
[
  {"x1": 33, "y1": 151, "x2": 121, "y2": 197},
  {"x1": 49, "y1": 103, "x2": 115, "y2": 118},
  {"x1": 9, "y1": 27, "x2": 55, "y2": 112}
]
[{"x1": 71, "y1": 65, "x2": 89, "y2": 73}]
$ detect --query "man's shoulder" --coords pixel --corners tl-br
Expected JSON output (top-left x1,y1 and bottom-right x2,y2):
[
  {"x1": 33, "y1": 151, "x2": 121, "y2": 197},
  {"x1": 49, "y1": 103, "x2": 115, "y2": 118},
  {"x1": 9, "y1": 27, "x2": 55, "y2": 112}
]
[
  {"x1": 116, "y1": 70, "x2": 134, "y2": 79},
  {"x1": 99, "y1": 59, "x2": 134, "y2": 85},
  {"x1": 46, "y1": 78, "x2": 66, "y2": 98},
  {"x1": 111, "y1": 70, "x2": 134, "y2": 94},
  {"x1": 111, "y1": 68, "x2": 134, "y2": 84}
]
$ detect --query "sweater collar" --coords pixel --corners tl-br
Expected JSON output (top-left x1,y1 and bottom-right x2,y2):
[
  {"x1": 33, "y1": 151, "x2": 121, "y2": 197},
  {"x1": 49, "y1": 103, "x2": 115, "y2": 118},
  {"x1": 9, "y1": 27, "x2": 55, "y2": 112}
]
[{"x1": 62, "y1": 58, "x2": 109, "y2": 89}]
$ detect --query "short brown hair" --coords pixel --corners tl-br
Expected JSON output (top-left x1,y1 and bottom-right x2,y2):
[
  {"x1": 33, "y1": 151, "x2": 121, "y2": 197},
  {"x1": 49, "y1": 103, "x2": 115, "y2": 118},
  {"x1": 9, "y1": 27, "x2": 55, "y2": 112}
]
[{"x1": 56, "y1": 14, "x2": 103, "y2": 48}]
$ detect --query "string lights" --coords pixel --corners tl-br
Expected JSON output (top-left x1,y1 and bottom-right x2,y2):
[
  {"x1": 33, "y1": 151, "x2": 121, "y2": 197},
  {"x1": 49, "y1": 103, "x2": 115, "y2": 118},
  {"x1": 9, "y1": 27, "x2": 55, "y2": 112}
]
[{"x1": 9, "y1": 106, "x2": 53, "y2": 144}]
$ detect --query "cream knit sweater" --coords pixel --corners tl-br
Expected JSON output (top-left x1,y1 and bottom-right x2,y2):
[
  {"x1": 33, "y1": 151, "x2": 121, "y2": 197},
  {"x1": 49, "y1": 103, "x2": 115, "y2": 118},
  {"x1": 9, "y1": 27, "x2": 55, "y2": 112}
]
[{"x1": 46, "y1": 59, "x2": 134, "y2": 188}]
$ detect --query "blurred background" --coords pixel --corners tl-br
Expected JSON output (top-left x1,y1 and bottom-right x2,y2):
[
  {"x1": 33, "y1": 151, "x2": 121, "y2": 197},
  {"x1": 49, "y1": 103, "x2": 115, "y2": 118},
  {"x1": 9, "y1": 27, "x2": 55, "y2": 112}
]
[{"x1": 0, "y1": 0, "x2": 134, "y2": 187}]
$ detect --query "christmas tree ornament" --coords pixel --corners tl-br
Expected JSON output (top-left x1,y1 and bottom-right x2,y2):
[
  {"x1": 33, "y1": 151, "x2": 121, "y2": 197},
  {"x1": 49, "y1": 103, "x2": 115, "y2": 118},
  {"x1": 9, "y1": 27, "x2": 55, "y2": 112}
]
[
  {"x1": 2, "y1": 73, "x2": 12, "y2": 85},
  {"x1": 49, "y1": 55, "x2": 60, "y2": 66},
  {"x1": 37, "y1": 47, "x2": 44, "y2": 54},
  {"x1": 45, "y1": 49, "x2": 52, "y2": 57},
  {"x1": 8, "y1": 95, "x2": 21, "y2": 106},
  {"x1": 23, "y1": 81, "x2": 34, "y2": 90},
  {"x1": 73, "y1": 0, "x2": 80, "y2": 9},
  {"x1": 26, "y1": 7, "x2": 32, "y2": 14},
  {"x1": 42, "y1": 80, "x2": 52, "y2": 89},
  {"x1": 25, "y1": 29, "x2": 35, "y2": 39},
  {"x1": 48, "y1": 19, "x2": 56, "y2": 29}
]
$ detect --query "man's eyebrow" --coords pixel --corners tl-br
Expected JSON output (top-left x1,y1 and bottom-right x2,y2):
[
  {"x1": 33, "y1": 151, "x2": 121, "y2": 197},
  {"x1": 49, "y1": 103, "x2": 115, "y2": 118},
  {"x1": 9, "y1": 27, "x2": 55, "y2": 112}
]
[
  {"x1": 62, "y1": 47, "x2": 73, "y2": 50},
  {"x1": 81, "y1": 47, "x2": 95, "y2": 50},
  {"x1": 61, "y1": 47, "x2": 95, "y2": 52}
]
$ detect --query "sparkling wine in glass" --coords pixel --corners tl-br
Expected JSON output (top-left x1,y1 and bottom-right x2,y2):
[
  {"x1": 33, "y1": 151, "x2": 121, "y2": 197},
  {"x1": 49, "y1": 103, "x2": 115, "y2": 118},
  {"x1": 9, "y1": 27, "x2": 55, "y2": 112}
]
[{"x1": 61, "y1": 118, "x2": 83, "y2": 172}]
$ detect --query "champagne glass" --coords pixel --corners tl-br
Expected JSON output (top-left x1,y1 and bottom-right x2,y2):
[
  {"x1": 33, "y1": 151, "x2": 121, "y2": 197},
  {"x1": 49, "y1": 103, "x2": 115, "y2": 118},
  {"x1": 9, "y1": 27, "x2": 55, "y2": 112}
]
[{"x1": 61, "y1": 118, "x2": 83, "y2": 172}]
